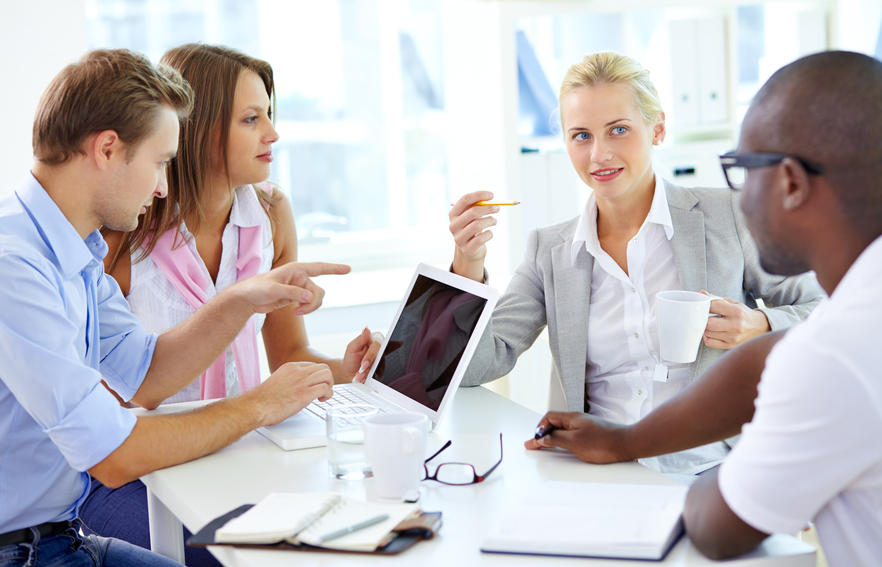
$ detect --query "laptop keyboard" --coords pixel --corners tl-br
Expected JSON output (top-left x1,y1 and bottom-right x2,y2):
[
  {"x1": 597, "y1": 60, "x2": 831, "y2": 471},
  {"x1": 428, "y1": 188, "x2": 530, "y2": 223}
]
[{"x1": 305, "y1": 386, "x2": 393, "y2": 420}]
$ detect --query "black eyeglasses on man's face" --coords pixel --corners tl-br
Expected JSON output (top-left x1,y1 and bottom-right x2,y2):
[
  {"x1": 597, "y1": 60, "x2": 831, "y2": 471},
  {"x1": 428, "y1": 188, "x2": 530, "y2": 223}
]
[
  {"x1": 719, "y1": 151, "x2": 825, "y2": 190},
  {"x1": 422, "y1": 433, "x2": 503, "y2": 485}
]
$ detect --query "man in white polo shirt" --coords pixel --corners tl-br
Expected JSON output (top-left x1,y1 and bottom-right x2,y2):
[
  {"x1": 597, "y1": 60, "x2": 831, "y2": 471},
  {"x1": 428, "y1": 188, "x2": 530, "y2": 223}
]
[
  {"x1": 527, "y1": 50, "x2": 882, "y2": 565},
  {"x1": 684, "y1": 50, "x2": 882, "y2": 564}
]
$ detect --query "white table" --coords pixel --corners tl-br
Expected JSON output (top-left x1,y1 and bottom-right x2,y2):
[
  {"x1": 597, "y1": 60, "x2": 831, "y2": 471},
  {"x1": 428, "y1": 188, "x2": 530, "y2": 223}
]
[{"x1": 138, "y1": 387, "x2": 816, "y2": 566}]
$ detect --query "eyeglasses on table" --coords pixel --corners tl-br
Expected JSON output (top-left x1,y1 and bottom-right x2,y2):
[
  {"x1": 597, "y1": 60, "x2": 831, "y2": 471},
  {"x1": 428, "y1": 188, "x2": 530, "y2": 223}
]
[
  {"x1": 422, "y1": 433, "x2": 503, "y2": 485},
  {"x1": 719, "y1": 150, "x2": 825, "y2": 190}
]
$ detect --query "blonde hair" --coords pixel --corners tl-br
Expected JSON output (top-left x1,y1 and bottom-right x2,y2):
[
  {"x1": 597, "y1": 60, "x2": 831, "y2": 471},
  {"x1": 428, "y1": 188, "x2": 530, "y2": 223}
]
[
  {"x1": 33, "y1": 49, "x2": 193, "y2": 166},
  {"x1": 559, "y1": 51, "x2": 663, "y2": 129}
]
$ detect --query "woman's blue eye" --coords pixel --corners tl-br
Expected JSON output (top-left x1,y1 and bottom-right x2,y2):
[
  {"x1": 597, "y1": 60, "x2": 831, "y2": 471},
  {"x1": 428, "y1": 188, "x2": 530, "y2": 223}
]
[
  {"x1": 612, "y1": 126, "x2": 627, "y2": 135},
  {"x1": 574, "y1": 132, "x2": 590, "y2": 141}
]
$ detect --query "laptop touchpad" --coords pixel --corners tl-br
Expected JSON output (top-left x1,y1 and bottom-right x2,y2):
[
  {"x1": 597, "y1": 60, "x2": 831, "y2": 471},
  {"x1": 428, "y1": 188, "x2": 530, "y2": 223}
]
[
  {"x1": 257, "y1": 410, "x2": 327, "y2": 450},
  {"x1": 266, "y1": 410, "x2": 325, "y2": 433}
]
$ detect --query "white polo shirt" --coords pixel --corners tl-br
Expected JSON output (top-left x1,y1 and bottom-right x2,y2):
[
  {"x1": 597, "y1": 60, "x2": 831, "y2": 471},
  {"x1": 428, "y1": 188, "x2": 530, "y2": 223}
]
[{"x1": 719, "y1": 235, "x2": 882, "y2": 566}]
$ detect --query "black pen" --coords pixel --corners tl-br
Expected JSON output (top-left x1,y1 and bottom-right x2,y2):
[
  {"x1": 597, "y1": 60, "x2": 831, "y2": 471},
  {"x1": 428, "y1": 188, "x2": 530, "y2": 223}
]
[{"x1": 534, "y1": 424, "x2": 557, "y2": 440}]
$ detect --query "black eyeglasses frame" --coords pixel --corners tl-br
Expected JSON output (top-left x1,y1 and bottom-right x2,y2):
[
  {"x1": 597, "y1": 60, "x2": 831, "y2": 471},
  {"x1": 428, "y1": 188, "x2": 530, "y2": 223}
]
[
  {"x1": 719, "y1": 151, "x2": 825, "y2": 190},
  {"x1": 422, "y1": 433, "x2": 503, "y2": 486}
]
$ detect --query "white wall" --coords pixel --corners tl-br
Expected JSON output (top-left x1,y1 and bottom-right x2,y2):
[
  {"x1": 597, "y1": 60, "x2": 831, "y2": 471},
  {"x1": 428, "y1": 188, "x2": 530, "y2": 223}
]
[
  {"x1": 0, "y1": 0, "x2": 88, "y2": 196},
  {"x1": 836, "y1": 0, "x2": 882, "y2": 55},
  {"x1": 441, "y1": 0, "x2": 521, "y2": 280}
]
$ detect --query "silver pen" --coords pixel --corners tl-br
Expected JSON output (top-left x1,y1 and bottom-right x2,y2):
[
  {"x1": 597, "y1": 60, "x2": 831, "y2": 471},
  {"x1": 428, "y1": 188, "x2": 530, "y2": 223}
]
[{"x1": 317, "y1": 514, "x2": 390, "y2": 544}]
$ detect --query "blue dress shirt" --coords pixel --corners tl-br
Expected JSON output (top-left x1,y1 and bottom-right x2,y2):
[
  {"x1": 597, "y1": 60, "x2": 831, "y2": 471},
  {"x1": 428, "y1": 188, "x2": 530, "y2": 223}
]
[{"x1": 0, "y1": 173, "x2": 158, "y2": 533}]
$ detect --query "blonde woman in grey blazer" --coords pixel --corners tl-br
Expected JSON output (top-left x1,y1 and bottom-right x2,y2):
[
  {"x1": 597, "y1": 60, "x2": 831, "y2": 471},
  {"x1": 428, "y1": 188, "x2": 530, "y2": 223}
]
[{"x1": 449, "y1": 52, "x2": 825, "y2": 476}]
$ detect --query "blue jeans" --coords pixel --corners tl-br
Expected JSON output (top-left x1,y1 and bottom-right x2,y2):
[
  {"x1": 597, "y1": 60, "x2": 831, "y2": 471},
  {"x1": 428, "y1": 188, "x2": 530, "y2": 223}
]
[
  {"x1": 0, "y1": 521, "x2": 179, "y2": 567},
  {"x1": 79, "y1": 479, "x2": 219, "y2": 567}
]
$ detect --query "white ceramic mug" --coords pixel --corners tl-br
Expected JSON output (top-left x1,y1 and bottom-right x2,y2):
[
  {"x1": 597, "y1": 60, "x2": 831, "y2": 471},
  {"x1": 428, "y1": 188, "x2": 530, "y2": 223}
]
[
  {"x1": 363, "y1": 413, "x2": 428, "y2": 499},
  {"x1": 655, "y1": 291, "x2": 721, "y2": 364}
]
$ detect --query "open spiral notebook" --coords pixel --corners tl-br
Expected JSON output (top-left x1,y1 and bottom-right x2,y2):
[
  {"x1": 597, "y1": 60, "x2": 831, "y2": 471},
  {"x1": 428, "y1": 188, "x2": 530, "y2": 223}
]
[{"x1": 212, "y1": 492, "x2": 420, "y2": 551}]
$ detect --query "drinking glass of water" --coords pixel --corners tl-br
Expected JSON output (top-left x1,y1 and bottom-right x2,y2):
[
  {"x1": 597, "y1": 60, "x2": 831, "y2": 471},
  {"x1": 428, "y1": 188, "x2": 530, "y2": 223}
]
[{"x1": 326, "y1": 404, "x2": 378, "y2": 480}]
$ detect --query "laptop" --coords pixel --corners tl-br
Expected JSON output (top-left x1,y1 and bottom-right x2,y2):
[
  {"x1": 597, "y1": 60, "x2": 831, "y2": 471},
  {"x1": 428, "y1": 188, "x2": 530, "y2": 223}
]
[{"x1": 256, "y1": 262, "x2": 499, "y2": 450}]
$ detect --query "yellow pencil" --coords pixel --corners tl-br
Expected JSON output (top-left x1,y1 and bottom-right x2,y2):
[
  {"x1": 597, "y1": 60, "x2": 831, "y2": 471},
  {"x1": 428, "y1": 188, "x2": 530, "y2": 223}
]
[{"x1": 449, "y1": 201, "x2": 521, "y2": 206}]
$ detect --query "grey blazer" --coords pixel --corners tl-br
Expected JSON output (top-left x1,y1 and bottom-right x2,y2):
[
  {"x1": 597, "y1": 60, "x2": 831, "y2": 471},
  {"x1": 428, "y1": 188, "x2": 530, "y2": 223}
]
[{"x1": 461, "y1": 180, "x2": 826, "y2": 413}]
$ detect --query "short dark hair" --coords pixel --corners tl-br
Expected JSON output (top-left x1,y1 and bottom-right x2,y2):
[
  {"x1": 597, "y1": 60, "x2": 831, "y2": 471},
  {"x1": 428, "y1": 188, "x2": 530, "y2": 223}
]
[
  {"x1": 33, "y1": 49, "x2": 194, "y2": 166},
  {"x1": 751, "y1": 51, "x2": 882, "y2": 232}
]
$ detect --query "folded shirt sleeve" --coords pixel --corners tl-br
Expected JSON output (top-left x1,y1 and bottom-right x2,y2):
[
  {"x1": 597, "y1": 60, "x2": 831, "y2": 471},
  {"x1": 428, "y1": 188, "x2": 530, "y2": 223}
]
[{"x1": 95, "y1": 268, "x2": 158, "y2": 401}]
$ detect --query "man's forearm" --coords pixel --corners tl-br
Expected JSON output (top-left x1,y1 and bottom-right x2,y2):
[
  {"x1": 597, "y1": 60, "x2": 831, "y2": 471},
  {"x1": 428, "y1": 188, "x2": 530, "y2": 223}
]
[
  {"x1": 622, "y1": 331, "x2": 787, "y2": 461},
  {"x1": 89, "y1": 394, "x2": 263, "y2": 488},
  {"x1": 132, "y1": 289, "x2": 254, "y2": 408}
]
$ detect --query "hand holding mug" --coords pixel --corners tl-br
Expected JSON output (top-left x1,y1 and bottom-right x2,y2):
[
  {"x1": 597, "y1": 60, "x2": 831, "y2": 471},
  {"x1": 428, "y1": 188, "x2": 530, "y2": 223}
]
[
  {"x1": 700, "y1": 290, "x2": 771, "y2": 349},
  {"x1": 655, "y1": 291, "x2": 722, "y2": 364}
]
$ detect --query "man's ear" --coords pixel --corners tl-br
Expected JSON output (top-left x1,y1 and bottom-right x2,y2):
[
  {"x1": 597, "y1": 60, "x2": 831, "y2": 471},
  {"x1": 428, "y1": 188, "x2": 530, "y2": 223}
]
[
  {"x1": 778, "y1": 157, "x2": 813, "y2": 212},
  {"x1": 88, "y1": 130, "x2": 123, "y2": 170}
]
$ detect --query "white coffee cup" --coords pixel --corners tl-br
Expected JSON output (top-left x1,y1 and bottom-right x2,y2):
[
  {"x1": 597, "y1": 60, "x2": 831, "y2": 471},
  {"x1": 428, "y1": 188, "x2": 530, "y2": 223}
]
[
  {"x1": 363, "y1": 413, "x2": 428, "y2": 499},
  {"x1": 655, "y1": 291, "x2": 721, "y2": 364}
]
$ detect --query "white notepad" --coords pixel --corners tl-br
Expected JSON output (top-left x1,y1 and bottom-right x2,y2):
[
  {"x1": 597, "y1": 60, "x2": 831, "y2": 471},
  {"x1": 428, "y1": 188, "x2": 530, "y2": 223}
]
[
  {"x1": 481, "y1": 481, "x2": 688, "y2": 561},
  {"x1": 215, "y1": 492, "x2": 419, "y2": 551}
]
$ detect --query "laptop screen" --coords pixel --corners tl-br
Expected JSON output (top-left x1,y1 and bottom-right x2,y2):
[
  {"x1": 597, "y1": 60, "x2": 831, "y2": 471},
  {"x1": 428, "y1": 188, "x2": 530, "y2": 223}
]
[{"x1": 373, "y1": 274, "x2": 488, "y2": 411}]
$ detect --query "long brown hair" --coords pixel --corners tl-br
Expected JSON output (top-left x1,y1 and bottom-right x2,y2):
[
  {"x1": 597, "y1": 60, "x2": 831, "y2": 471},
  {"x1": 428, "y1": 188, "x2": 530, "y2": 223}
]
[{"x1": 107, "y1": 43, "x2": 277, "y2": 269}]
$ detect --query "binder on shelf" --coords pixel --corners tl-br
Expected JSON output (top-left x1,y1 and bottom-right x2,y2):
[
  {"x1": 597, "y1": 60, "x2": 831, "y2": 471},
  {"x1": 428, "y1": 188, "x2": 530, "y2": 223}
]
[
  {"x1": 670, "y1": 18, "x2": 701, "y2": 127},
  {"x1": 669, "y1": 16, "x2": 729, "y2": 128},
  {"x1": 696, "y1": 16, "x2": 729, "y2": 124}
]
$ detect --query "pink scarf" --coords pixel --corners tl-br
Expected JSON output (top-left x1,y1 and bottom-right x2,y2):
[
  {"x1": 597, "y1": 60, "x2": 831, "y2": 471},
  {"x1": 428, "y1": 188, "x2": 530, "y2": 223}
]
[{"x1": 149, "y1": 187, "x2": 267, "y2": 400}]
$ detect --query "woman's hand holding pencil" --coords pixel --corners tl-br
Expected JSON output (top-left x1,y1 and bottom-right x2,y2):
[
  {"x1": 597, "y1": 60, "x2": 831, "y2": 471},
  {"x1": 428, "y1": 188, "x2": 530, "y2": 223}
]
[
  {"x1": 448, "y1": 191, "x2": 518, "y2": 283},
  {"x1": 450, "y1": 200, "x2": 521, "y2": 207}
]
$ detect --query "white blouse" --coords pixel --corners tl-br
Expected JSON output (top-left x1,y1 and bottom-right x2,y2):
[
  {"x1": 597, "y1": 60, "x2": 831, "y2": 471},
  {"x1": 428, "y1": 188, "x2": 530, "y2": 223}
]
[
  {"x1": 126, "y1": 185, "x2": 275, "y2": 404},
  {"x1": 572, "y1": 178, "x2": 728, "y2": 475}
]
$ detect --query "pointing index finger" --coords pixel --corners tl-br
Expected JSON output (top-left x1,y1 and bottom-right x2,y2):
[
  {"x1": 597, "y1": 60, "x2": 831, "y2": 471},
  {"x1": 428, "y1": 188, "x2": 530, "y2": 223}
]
[
  {"x1": 285, "y1": 262, "x2": 351, "y2": 278},
  {"x1": 310, "y1": 262, "x2": 351, "y2": 276}
]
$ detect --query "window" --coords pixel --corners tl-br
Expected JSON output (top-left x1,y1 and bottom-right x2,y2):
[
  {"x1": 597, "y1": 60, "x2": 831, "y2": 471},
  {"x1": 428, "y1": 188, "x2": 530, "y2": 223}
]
[
  {"x1": 735, "y1": 3, "x2": 829, "y2": 123},
  {"x1": 86, "y1": 0, "x2": 451, "y2": 277}
]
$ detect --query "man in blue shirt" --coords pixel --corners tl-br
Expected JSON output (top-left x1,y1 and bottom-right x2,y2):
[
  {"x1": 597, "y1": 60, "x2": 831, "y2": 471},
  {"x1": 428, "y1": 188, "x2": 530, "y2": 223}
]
[{"x1": 0, "y1": 49, "x2": 346, "y2": 566}]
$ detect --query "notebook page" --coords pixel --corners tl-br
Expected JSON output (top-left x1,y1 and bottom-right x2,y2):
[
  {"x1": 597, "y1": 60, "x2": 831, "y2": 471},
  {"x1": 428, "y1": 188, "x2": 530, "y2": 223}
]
[
  {"x1": 216, "y1": 492, "x2": 340, "y2": 544},
  {"x1": 483, "y1": 482, "x2": 687, "y2": 558},
  {"x1": 296, "y1": 498, "x2": 420, "y2": 551}
]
